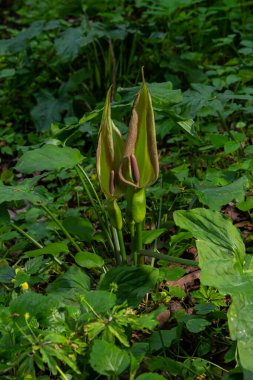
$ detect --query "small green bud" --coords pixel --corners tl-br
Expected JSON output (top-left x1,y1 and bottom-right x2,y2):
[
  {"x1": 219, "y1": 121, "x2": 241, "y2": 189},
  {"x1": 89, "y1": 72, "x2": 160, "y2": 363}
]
[
  {"x1": 131, "y1": 188, "x2": 146, "y2": 223},
  {"x1": 107, "y1": 199, "x2": 123, "y2": 230}
]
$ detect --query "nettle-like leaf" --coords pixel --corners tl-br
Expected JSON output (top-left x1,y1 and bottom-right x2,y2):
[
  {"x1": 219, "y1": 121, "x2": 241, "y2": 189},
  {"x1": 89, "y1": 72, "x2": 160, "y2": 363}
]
[
  {"x1": 174, "y1": 208, "x2": 253, "y2": 374},
  {"x1": 96, "y1": 87, "x2": 125, "y2": 198},
  {"x1": 119, "y1": 70, "x2": 159, "y2": 189}
]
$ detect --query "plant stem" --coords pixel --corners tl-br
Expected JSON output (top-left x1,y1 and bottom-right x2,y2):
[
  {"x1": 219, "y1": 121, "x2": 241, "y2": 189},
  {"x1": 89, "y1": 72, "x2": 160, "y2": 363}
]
[
  {"x1": 130, "y1": 221, "x2": 137, "y2": 265},
  {"x1": 75, "y1": 165, "x2": 114, "y2": 252},
  {"x1": 40, "y1": 204, "x2": 80, "y2": 253},
  {"x1": 112, "y1": 227, "x2": 121, "y2": 265},
  {"x1": 56, "y1": 365, "x2": 69, "y2": 380},
  {"x1": 138, "y1": 249, "x2": 199, "y2": 267},
  {"x1": 12, "y1": 224, "x2": 43, "y2": 249},
  {"x1": 136, "y1": 222, "x2": 144, "y2": 264},
  {"x1": 117, "y1": 229, "x2": 127, "y2": 264}
]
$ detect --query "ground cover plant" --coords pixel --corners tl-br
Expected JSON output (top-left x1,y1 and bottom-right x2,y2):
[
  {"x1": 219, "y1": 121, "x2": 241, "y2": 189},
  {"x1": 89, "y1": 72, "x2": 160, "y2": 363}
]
[{"x1": 1, "y1": 0, "x2": 253, "y2": 379}]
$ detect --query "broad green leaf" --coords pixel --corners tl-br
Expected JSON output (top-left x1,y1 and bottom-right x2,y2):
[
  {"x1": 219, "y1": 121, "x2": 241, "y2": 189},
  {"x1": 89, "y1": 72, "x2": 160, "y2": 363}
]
[
  {"x1": 99, "y1": 265, "x2": 159, "y2": 307},
  {"x1": 148, "y1": 327, "x2": 179, "y2": 353},
  {"x1": 148, "y1": 81, "x2": 183, "y2": 109},
  {"x1": 9, "y1": 292, "x2": 58, "y2": 323},
  {"x1": 196, "y1": 176, "x2": 248, "y2": 210},
  {"x1": 75, "y1": 251, "x2": 104, "y2": 268},
  {"x1": 46, "y1": 266, "x2": 90, "y2": 297},
  {"x1": 24, "y1": 242, "x2": 69, "y2": 257},
  {"x1": 174, "y1": 209, "x2": 245, "y2": 292},
  {"x1": 81, "y1": 290, "x2": 116, "y2": 314},
  {"x1": 224, "y1": 140, "x2": 240, "y2": 154},
  {"x1": 0, "y1": 68, "x2": 15, "y2": 79},
  {"x1": 16, "y1": 145, "x2": 84, "y2": 173},
  {"x1": 173, "y1": 208, "x2": 253, "y2": 373},
  {"x1": 89, "y1": 340, "x2": 130, "y2": 376},
  {"x1": 62, "y1": 216, "x2": 93, "y2": 242},
  {"x1": 31, "y1": 91, "x2": 70, "y2": 131},
  {"x1": 174, "y1": 208, "x2": 245, "y2": 263},
  {"x1": 186, "y1": 318, "x2": 211, "y2": 333},
  {"x1": 136, "y1": 374, "x2": 166, "y2": 380},
  {"x1": 237, "y1": 197, "x2": 253, "y2": 211},
  {"x1": 0, "y1": 176, "x2": 48, "y2": 205},
  {"x1": 0, "y1": 204, "x2": 10, "y2": 225},
  {"x1": 54, "y1": 27, "x2": 82, "y2": 62},
  {"x1": 158, "y1": 267, "x2": 186, "y2": 282},
  {"x1": 142, "y1": 228, "x2": 167, "y2": 244},
  {"x1": 0, "y1": 266, "x2": 15, "y2": 283},
  {"x1": 147, "y1": 356, "x2": 182, "y2": 376}
]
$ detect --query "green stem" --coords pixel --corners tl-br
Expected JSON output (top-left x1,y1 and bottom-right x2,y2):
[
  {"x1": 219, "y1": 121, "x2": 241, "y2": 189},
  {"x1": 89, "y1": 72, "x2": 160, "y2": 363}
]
[
  {"x1": 130, "y1": 221, "x2": 137, "y2": 265},
  {"x1": 40, "y1": 204, "x2": 81, "y2": 253},
  {"x1": 136, "y1": 222, "x2": 144, "y2": 264},
  {"x1": 138, "y1": 249, "x2": 199, "y2": 267},
  {"x1": 12, "y1": 224, "x2": 43, "y2": 249},
  {"x1": 75, "y1": 165, "x2": 114, "y2": 252},
  {"x1": 117, "y1": 229, "x2": 127, "y2": 264},
  {"x1": 56, "y1": 365, "x2": 69, "y2": 380},
  {"x1": 112, "y1": 227, "x2": 121, "y2": 265}
]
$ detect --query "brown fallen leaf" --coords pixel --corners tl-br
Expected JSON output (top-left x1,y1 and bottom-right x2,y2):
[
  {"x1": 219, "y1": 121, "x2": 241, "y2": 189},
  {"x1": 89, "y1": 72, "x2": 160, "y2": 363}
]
[
  {"x1": 156, "y1": 309, "x2": 171, "y2": 327},
  {"x1": 165, "y1": 269, "x2": 200, "y2": 290}
]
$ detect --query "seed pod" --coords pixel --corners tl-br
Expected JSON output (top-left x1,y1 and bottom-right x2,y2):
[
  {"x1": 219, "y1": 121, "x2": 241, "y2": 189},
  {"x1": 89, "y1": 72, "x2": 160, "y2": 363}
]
[
  {"x1": 96, "y1": 87, "x2": 125, "y2": 198},
  {"x1": 119, "y1": 69, "x2": 159, "y2": 189}
]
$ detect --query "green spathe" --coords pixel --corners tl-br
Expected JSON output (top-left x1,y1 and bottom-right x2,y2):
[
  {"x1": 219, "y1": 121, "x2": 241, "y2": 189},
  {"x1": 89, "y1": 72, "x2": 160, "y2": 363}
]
[
  {"x1": 119, "y1": 70, "x2": 159, "y2": 189},
  {"x1": 96, "y1": 86, "x2": 125, "y2": 198}
]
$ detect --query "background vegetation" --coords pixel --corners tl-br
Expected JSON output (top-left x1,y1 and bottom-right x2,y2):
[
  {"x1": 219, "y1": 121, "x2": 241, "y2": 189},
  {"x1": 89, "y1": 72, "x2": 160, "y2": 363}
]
[{"x1": 0, "y1": 0, "x2": 253, "y2": 379}]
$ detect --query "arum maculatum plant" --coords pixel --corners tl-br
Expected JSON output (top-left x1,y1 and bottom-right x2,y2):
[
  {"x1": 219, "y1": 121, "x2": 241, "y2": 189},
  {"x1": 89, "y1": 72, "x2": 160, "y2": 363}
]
[{"x1": 97, "y1": 69, "x2": 159, "y2": 265}]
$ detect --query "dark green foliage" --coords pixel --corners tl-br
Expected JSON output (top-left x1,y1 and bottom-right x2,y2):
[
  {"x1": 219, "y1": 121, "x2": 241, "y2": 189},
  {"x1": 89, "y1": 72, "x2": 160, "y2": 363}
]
[{"x1": 1, "y1": 0, "x2": 253, "y2": 379}]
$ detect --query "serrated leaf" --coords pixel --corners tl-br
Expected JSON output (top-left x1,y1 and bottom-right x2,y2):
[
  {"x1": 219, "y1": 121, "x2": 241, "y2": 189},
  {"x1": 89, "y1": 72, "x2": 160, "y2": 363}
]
[{"x1": 16, "y1": 145, "x2": 84, "y2": 173}]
